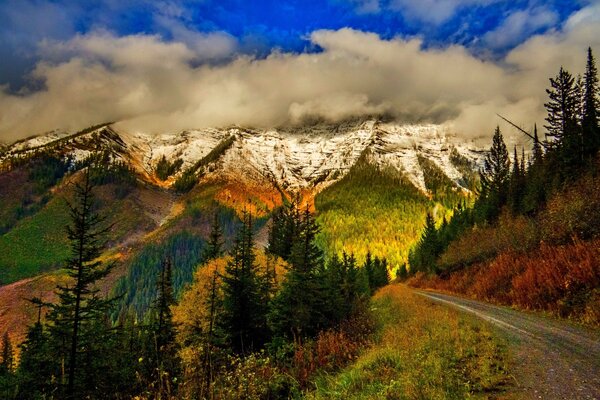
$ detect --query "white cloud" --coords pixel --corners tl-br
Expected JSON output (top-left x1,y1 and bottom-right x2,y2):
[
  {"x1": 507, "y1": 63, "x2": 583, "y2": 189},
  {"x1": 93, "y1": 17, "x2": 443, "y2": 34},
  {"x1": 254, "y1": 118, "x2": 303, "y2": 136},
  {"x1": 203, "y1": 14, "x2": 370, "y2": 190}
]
[
  {"x1": 0, "y1": 2, "x2": 599, "y2": 144},
  {"x1": 483, "y1": 7, "x2": 559, "y2": 50},
  {"x1": 389, "y1": 0, "x2": 499, "y2": 25}
]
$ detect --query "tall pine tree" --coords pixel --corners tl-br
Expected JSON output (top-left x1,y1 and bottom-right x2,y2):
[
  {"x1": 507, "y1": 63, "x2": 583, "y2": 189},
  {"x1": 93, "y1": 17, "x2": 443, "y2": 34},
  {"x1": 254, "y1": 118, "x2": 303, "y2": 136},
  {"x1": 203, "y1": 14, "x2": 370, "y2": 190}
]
[
  {"x1": 582, "y1": 47, "x2": 600, "y2": 157},
  {"x1": 269, "y1": 206, "x2": 326, "y2": 340},
  {"x1": 45, "y1": 170, "x2": 115, "y2": 399},
  {"x1": 220, "y1": 212, "x2": 269, "y2": 354},
  {"x1": 478, "y1": 126, "x2": 510, "y2": 221}
]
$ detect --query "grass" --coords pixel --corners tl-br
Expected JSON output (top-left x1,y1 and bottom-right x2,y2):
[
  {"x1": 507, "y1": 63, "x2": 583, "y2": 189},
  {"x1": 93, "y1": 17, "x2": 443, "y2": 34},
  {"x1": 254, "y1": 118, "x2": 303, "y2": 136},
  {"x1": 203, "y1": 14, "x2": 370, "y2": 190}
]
[{"x1": 309, "y1": 285, "x2": 509, "y2": 399}]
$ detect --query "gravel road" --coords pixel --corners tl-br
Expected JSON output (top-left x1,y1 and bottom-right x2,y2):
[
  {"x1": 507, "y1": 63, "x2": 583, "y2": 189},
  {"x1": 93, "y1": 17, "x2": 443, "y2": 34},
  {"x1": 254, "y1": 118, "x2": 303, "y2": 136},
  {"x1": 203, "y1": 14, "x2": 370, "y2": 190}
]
[{"x1": 416, "y1": 290, "x2": 600, "y2": 399}]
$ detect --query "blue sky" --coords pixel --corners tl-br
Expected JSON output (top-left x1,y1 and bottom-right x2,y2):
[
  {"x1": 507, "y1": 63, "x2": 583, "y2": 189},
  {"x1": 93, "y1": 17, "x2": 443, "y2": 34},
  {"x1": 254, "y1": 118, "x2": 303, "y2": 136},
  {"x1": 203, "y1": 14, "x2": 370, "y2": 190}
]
[
  {"x1": 0, "y1": 0, "x2": 585, "y2": 89},
  {"x1": 0, "y1": 0, "x2": 598, "y2": 141}
]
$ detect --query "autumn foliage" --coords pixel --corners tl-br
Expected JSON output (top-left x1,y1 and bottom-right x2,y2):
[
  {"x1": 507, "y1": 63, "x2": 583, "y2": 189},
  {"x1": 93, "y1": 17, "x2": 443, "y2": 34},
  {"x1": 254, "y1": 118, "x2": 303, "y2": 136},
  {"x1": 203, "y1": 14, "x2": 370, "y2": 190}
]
[{"x1": 410, "y1": 239, "x2": 600, "y2": 325}]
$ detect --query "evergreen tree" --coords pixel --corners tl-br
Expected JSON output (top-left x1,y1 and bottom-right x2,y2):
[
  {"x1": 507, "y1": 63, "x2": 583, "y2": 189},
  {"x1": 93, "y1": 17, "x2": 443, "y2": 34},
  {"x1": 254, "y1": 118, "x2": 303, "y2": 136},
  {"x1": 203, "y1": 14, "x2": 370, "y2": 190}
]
[
  {"x1": 220, "y1": 212, "x2": 269, "y2": 353},
  {"x1": 371, "y1": 257, "x2": 390, "y2": 289},
  {"x1": 409, "y1": 213, "x2": 441, "y2": 273},
  {"x1": 202, "y1": 212, "x2": 224, "y2": 262},
  {"x1": 0, "y1": 332, "x2": 15, "y2": 399},
  {"x1": 151, "y1": 257, "x2": 179, "y2": 398},
  {"x1": 0, "y1": 332, "x2": 13, "y2": 374},
  {"x1": 45, "y1": 170, "x2": 115, "y2": 399},
  {"x1": 478, "y1": 126, "x2": 510, "y2": 221},
  {"x1": 544, "y1": 67, "x2": 583, "y2": 172},
  {"x1": 363, "y1": 251, "x2": 374, "y2": 293},
  {"x1": 508, "y1": 147, "x2": 524, "y2": 214},
  {"x1": 269, "y1": 206, "x2": 326, "y2": 340},
  {"x1": 582, "y1": 47, "x2": 600, "y2": 156},
  {"x1": 267, "y1": 197, "x2": 301, "y2": 261},
  {"x1": 16, "y1": 299, "x2": 52, "y2": 399},
  {"x1": 532, "y1": 124, "x2": 544, "y2": 165}
]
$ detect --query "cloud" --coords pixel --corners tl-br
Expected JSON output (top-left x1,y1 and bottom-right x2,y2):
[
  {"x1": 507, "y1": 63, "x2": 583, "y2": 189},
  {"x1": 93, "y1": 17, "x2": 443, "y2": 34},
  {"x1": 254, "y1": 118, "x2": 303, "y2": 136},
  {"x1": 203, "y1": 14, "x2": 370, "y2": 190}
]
[
  {"x1": 0, "y1": 2, "x2": 599, "y2": 145},
  {"x1": 483, "y1": 6, "x2": 559, "y2": 50},
  {"x1": 389, "y1": 0, "x2": 499, "y2": 25}
]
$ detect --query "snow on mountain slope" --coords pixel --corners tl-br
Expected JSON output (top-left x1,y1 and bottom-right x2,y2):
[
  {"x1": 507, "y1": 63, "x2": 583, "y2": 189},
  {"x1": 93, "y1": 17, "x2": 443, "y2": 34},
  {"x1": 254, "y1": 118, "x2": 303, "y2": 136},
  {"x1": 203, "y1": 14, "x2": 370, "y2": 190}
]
[{"x1": 1, "y1": 120, "x2": 483, "y2": 194}]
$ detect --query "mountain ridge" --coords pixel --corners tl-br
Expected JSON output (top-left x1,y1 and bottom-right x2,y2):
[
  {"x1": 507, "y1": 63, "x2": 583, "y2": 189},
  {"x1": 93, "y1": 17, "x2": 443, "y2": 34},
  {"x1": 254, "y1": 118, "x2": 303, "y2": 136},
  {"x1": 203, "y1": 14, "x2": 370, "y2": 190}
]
[{"x1": 0, "y1": 119, "x2": 484, "y2": 196}]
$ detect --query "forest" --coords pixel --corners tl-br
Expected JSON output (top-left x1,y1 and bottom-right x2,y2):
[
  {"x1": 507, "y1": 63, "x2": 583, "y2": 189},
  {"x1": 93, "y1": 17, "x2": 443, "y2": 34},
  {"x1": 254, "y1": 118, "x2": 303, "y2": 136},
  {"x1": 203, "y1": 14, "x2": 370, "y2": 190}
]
[
  {"x1": 0, "y1": 176, "x2": 389, "y2": 399},
  {"x1": 407, "y1": 48, "x2": 600, "y2": 324}
]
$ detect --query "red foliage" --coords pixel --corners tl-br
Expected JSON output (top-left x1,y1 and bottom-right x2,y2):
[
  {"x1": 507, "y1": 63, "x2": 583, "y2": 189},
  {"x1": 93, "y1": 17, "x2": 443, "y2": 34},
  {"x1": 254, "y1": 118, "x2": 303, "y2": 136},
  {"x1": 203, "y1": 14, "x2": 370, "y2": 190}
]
[{"x1": 410, "y1": 240, "x2": 600, "y2": 325}]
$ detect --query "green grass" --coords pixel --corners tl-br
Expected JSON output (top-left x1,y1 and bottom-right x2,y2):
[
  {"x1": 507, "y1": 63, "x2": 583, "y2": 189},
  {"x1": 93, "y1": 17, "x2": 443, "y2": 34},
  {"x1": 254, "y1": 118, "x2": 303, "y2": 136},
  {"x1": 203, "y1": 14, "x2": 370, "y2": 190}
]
[{"x1": 308, "y1": 285, "x2": 509, "y2": 399}]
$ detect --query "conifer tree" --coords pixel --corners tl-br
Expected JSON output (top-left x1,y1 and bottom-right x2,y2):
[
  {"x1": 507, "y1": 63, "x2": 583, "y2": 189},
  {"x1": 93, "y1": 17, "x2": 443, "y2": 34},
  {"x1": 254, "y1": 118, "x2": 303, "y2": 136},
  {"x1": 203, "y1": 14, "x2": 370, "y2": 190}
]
[
  {"x1": 202, "y1": 212, "x2": 224, "y2": 262},
  {"x1": 363, "y1": 251, "x2": 374, "y2": 293},
  {"x1": 269, "y1": 206, "x2": 326, "y2": 340},
  {"x1": 267, "y1": 196, "x2": 301, "y2": 261},
  {"x1": 151, "y1": 257, "x2": 179, "y2": 398},
  {"x1": 508, "y1": 147, "x2": 524, "y2": 214},
  {"x1": 532, "y1": 124, "x2": 544, "y2": 165},
  {"x1": 478, "y1": 126, "x2": 510, "y2": 221},
  {"x1": 0, "y1": 333, "x2": 13, "y2": 374},
  {"x1": 409, "y1": 213, "x2": 441, "y2": 273},
  {"x1": 544, "y1": 67, "x2": 583, "y2": 172},
  {"x1": 45, "y1": 170, "x2": 114, "y2": 399},
  {"x1": 582, "y1": 47, "x2": 599, "y2": 156},
  {"x1": 16, "y1": 299, "x2": 52, "y2": 399},
  {"x1": 220, "y1": 212, "x2": 269, "y2": 353}
]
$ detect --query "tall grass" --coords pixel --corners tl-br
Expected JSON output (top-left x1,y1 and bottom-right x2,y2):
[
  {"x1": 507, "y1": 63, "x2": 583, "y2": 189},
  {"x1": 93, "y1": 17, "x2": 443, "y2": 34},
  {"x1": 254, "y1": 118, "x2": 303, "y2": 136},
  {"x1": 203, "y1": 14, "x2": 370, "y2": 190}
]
[{"x1": 309, "y1": 285, "x2": 509, "y2": 399}]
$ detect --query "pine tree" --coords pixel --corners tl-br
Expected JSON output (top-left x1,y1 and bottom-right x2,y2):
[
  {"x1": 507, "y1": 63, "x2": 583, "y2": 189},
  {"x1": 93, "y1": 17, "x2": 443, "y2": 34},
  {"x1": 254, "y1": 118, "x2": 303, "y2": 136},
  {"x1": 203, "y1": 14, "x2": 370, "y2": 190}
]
[
  {"x1": 582, "y1": 47, "x2": 600, "y2": 156},
  {"x1": 45, "y1": 170, "x2": 114, "y2": 399},
  {"x1": 202, "y1": 212, "x2": 224, "y2": 262},
  {"x1": 532, "y1": 124, "x2": 544, "y2": 165},
  {"x1": 0, "y1": 333, "x2": 13, "y2": 374},
  {"x1": 267, "y1": 196, "x2": 301, "y2": 261},
  {"x1": 16, "y1": 299, "x2": 52, "y2": 399},
  {"x1": 544, "y1": 67, "x2": 583, "y2": 173},
  {"x1": 508, "y1": 146, "x2": 524, "y2": 214},
  {"x1": 269, "y1": 206, "x2": 326, "y2": 340},
  {"x1": 151, "y1": 257, "x2": 179, "y2": 398},
  {"x1": 220, "y1": 212, "x2": 269, "y2": 353},
  {"x1": 478, "y1": 126, "x2": 510, "y2": 221},
  {"x1": 363, "y1": 251, "x2": 374, "y2": 293}
]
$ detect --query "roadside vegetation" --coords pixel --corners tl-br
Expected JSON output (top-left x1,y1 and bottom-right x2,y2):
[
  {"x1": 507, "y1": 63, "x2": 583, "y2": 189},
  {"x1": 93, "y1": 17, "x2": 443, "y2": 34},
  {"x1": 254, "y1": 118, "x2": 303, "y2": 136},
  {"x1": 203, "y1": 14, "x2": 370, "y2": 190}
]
[
  {"x1": 310, "y1": 285, "x2": 509, "y2": 400},
  {"x1": 407, "y1": 48, "x2": 600, "y2": 325}
]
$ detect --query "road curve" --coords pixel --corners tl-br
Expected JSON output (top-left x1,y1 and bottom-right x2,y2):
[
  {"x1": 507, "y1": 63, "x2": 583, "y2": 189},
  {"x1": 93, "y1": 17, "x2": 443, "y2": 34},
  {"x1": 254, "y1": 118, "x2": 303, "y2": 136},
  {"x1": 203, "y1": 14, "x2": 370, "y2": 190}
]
[{"x1": 416, "y1": 290, "x2": 600, "y2": 400}]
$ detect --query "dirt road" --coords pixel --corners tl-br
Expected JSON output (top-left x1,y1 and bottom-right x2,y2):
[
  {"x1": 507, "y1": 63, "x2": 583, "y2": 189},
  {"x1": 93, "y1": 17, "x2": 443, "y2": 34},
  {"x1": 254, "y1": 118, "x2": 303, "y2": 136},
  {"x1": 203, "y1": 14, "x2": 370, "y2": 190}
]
[{"x1": 416, "y1": 290, "x2": 600, "y2": 399}]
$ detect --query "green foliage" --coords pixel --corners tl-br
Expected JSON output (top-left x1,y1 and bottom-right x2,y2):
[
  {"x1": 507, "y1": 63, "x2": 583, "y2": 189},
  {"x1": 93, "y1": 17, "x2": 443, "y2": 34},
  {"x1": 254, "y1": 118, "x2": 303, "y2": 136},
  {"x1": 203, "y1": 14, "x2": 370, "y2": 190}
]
[
  {"x1": 477, "y1": 126, "x2": 511, "y2": 222},
  {"x1": 173, "y1": 169, "x2": 198, "y2": 193},
  {"x1": 155, "y1": 155, "x2": 183, "y2": 180},
  {"x1": 269, "y1": 207, "x2": 327, "y2": 339},
  {"x1": 417, "y1": 154, "x2": 463, "y2": 206},
  {"x1": 0, "y1": 196, "x2": 71, "y2": 284},
  {"x1": 315, "y1": 156, "x2": 432, "y2": 269},
  {"x1": 220, "y1": 212, "x2": 270, "y2": 354},
  {"x1": 112, "y1": 231, "x2": 206, "y2": 318}
]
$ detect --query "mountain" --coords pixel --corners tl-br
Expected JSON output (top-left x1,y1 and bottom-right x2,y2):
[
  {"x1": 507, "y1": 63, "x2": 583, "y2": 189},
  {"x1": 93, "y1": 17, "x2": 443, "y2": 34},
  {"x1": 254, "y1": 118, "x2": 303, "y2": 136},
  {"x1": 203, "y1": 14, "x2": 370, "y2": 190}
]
[
  {"x1": 0, "y1": 119, "x2": 483, "y2": 342},
  {"x1": 1, "y1": 119, "x2": 482, "y2": 193}
]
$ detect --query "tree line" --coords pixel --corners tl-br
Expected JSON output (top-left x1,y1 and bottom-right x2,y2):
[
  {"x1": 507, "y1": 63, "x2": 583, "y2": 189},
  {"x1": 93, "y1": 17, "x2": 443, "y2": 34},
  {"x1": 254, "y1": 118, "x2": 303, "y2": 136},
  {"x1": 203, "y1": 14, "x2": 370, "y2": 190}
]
[{"x1": 409, "y1": 47, "x2": 600, "y2": 274}]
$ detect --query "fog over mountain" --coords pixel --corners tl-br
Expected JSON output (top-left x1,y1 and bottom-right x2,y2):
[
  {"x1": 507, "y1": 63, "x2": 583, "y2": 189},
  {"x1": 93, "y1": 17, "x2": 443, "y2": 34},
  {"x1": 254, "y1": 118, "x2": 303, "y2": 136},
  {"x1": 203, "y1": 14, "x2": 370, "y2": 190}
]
[{"x1": 0, "y1": 2, "x2": 598, "y2": 143}]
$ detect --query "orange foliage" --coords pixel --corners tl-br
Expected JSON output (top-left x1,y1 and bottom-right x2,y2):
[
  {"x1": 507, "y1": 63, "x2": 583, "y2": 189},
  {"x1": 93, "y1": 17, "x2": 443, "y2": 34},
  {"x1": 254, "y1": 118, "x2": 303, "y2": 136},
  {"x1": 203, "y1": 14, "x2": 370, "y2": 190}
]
[{"x1": 410, "y1": 239, "x2": 600, "y2": 325}]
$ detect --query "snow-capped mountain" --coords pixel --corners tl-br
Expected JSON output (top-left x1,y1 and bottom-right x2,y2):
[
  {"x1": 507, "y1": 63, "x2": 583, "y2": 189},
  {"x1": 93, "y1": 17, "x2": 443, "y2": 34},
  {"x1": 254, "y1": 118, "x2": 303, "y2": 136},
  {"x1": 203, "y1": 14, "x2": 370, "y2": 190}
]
[{"x1": 1, "y1": 119, "x2": 484, "y2": 194}]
